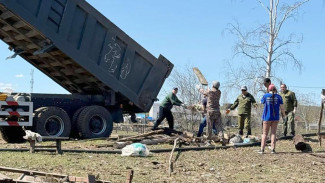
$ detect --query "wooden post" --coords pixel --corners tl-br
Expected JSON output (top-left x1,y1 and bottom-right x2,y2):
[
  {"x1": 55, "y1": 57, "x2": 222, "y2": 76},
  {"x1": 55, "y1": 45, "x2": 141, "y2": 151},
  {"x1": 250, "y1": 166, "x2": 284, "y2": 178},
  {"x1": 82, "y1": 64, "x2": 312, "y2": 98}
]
[
  {"x1": 126, "y1": 170, "x2": 134, "y2": 183},
  {"x1": 29, "y1": 140, "x2": 35, "y2": 153},
  {"x1": 318, "y1": 100, "x2": 324, "y2": 147},
  {"x1": 56, "y1": 139, "x2": 62, "y2": 154}
]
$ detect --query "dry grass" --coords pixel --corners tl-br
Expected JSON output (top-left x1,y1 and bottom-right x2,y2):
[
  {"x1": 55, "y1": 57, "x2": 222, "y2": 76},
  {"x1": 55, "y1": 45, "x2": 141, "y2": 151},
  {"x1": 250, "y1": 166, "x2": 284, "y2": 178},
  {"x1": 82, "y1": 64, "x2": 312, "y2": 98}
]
[{"x1": 0, "y1": 133, "x2": 325, "y2": 182}]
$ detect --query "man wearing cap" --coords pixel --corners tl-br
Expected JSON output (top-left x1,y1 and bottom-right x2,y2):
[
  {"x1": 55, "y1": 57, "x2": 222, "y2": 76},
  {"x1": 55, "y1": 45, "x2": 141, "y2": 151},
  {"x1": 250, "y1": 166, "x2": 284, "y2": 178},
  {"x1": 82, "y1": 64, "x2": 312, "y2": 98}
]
[
  {"x1": 280, "y1": 84, "x2": 298, "y2": 136},
  {"x1": 197, "y1": 95, "x2": 217, "y2": 137},
  {"x1": 227, "y1": 86, "x2": 257, "y2": 136},
  {"x1": 152, "y1": 87, "x2": 183, "y2": 130},
  {"x1": 197, "y1": 81, "x2": 223, "y2": 140}
]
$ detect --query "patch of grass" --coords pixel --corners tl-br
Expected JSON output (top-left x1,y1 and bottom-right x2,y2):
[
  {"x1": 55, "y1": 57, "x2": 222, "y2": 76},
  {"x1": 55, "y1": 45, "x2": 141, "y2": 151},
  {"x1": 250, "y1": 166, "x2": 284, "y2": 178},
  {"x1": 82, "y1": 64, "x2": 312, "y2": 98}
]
[{"x1": 0, "y1": 135, "x2": 325, "y2": 182}]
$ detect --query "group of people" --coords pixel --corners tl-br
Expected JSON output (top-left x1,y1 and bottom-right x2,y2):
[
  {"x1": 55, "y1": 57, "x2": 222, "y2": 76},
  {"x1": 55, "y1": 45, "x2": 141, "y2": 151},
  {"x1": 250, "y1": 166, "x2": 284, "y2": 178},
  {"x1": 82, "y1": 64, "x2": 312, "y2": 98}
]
[
  {"x1": 152, "y1": 78, "x2": 298, "y2": 154},
  {"x1": 259, "y1": 78, "x2": 298, "y2": 154}
]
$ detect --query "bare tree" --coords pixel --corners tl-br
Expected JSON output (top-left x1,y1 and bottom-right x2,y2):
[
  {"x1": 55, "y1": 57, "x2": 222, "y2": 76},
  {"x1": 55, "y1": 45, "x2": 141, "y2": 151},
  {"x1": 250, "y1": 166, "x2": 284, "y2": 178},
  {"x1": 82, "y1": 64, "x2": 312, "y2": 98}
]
[
  {"x1": 165, "y1": 65, "x2": 202, "y2": 132},
  {"x1": 296, "y1": 92, "x2": 323, "y2": 132},
  {"x1": 224, "y1": 0, "x2": 309, "y2": 98}
]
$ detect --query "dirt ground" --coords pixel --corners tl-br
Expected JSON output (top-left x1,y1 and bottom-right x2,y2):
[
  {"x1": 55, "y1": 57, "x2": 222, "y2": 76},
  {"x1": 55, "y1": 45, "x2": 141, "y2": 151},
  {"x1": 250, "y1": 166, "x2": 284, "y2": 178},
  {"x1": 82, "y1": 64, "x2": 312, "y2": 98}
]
[{"x1": 0, "y1": 134, "x2": 325, "y2": 183}]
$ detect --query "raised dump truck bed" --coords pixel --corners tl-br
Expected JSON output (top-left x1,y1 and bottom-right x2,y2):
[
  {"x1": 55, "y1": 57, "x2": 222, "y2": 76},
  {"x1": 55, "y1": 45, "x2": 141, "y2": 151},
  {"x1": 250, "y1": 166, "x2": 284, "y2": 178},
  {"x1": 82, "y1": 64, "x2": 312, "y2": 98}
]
[
  {"x1": 0, "y1": 0, "x2": 173, "y2": 112},
  {"x1": 0, "y1": 0, "x2": 173, "y2": 141}
]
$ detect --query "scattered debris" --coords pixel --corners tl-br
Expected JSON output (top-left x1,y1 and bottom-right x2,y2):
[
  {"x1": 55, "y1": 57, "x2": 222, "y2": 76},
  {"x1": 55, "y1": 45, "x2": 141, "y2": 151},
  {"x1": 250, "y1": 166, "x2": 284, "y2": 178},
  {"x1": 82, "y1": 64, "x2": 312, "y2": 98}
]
[
  {"x1": 229, "y1": 135, "x2": 243, "y2": 144},
  {"x1": 0, "y1": 166, "x2": 111, "y2": 183}
]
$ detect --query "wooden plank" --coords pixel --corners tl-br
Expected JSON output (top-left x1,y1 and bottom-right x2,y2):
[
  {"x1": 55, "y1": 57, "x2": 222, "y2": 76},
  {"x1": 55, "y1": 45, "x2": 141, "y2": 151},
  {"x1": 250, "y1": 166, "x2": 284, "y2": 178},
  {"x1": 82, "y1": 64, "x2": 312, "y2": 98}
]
[
  {"x1": 193, "y1": 67, "x2": 208, "y2": 86},
  {"x1": 0, "y1": 172, "x2": 12, "y2": 180},
  {"x1": 41, "y1": 136, "x2": 69, "y2": 140},
  {"x1": 125, "y1": 170, "x2": 134, "y2": 183},
  {"x1": 0, "y1": 166, "x2": 68, "y2": 178}
]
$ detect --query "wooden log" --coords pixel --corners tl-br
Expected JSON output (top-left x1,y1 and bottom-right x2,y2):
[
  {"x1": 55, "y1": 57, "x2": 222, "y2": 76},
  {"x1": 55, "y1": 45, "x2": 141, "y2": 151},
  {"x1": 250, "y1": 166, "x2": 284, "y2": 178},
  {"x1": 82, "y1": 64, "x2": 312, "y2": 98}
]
[
  {"x1": 293, "y1": 134, "x2": 307, "y2": 151},
  {"x1": 140, "y1": 138, "x2": 176, "y2": 145},
  {"x1": 108, "y1": 134, "x2": 119, "y2": 140},
  {"x1": 95, "y1": 143, "x2": 114, "y2": 148},
  {"x1": 114, "y1": 142, "x2": 132, "y2": 149}
]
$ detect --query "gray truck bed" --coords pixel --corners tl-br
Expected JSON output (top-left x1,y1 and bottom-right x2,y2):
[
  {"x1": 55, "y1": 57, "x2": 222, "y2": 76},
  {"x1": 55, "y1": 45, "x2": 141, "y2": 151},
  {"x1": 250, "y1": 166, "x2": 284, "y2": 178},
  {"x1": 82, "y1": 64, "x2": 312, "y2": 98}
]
[{"x1": 0, "y1": 0, "x2": 173, "y2": 112}]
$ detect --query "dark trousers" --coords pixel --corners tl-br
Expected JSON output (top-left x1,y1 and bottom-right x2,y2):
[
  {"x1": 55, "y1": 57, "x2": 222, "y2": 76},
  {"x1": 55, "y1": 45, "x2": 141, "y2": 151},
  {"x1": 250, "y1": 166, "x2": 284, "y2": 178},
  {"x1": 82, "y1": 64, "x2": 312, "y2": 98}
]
[{"x1": 153, "y1": 106, "x2": 174, "y2": 129}]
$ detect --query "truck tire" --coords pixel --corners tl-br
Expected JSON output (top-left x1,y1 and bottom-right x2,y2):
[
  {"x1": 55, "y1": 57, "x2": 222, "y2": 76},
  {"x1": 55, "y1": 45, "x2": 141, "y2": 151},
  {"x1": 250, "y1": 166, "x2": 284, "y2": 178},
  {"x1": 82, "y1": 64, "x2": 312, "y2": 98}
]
[
  {"x1": 0, "y1": 126, "x2": 26, "y2": 143},
  {"x1": 32, "y1": 107, "x2": 48, "y2": 132},
  {"x1": 34, "y1": 107, "x2": 71, "y2": 137},
  {"x1": 77, "y1": 106, "x2": 113, "y2": 139},
  {"x1": 71, "y1": 106, "x2": 87, "y2": 138}
]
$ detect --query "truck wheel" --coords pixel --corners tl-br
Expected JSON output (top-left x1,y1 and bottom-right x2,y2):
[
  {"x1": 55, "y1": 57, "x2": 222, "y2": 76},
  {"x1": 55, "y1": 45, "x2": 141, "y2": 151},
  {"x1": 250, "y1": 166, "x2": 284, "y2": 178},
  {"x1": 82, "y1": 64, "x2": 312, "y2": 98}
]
[
  {"x1": 71, "y1": 106, "x2": 87, "y2": 138},
  {"x1": 0, "y1": 126, "x2": 26, "y2": 143},
  {"x1": 34, "y1": 107, "x2": 71, "y2": 137},
  {"x1": 32, "y1": 107, "x2": 48, "y2": 132},
  {"x1": 77, "y1": 106, "x2": 113, "y2": 139}
]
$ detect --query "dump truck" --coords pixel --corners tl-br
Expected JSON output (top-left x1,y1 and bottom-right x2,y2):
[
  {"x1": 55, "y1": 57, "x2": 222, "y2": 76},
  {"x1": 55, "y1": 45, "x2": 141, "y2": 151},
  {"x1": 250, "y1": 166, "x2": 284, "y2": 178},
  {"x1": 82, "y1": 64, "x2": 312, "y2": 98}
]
[{"x1": 0, "y1": 0, "x2": 173, "y2": 142}]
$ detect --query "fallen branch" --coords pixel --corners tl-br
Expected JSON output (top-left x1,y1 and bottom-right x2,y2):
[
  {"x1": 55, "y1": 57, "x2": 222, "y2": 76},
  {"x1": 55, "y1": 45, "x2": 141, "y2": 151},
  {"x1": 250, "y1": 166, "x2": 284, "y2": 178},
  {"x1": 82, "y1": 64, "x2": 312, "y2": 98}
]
[
  {"x1": 118, "y1": 129, "x2": 164, "y2": 142},
  {"x1": 169, "y1": 138, "x2": 179, "y2": 176}
]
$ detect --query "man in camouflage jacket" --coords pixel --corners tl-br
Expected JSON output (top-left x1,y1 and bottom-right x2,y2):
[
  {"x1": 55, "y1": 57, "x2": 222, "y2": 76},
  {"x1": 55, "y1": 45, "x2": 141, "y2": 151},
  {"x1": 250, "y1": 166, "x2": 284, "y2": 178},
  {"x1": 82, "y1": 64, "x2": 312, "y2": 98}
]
[
  {"x1": 280, "y1": 84, "x2": 297, "y2": 136},
  {"x1": 227, "y1": 86, "x2": 257, "y2": 136}
]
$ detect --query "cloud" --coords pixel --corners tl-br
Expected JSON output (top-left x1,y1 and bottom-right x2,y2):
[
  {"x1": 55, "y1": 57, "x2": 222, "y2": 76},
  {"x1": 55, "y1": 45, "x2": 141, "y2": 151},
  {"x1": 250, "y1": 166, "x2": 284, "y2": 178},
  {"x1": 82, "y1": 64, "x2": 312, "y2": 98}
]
[
  {"x1": 0, "y1": 83, "x2": 13, "y2": 92},
  {"x1": 15, "y1": 74, "x2": 24, "y2": 78}
]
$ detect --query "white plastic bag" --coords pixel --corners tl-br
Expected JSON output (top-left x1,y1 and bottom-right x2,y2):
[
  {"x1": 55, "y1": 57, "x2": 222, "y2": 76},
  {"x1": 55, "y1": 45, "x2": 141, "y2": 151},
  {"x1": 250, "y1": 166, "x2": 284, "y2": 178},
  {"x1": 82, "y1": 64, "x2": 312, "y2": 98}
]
[{"x1": 121, "y1": 143, "x2": 150, "y2": 157}]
